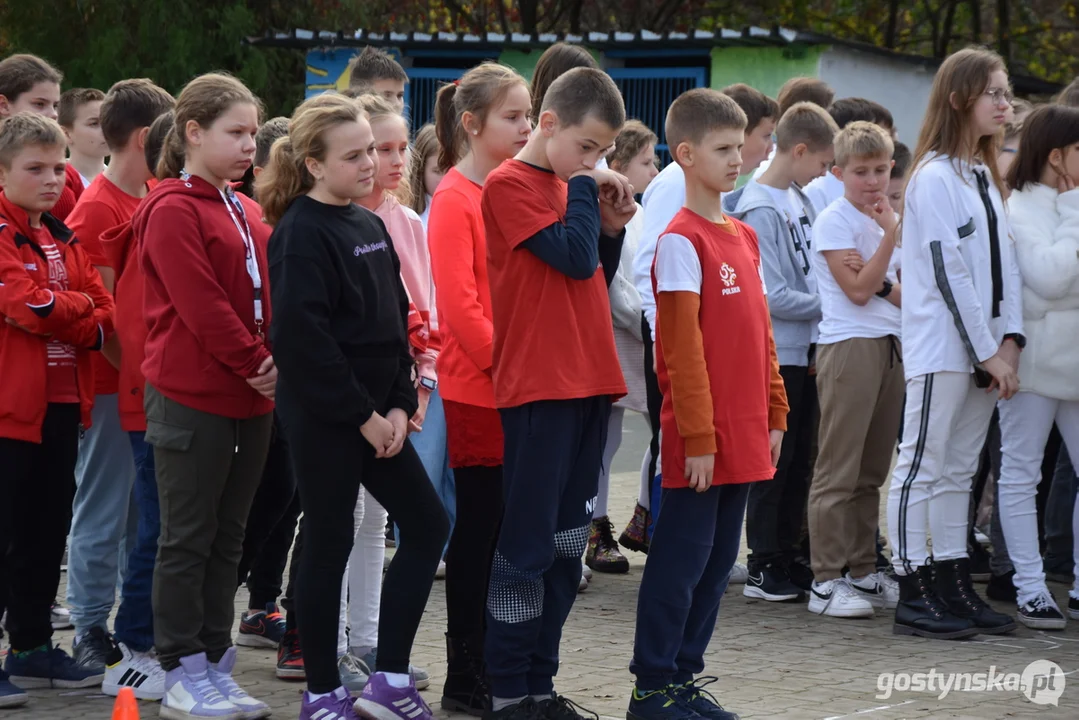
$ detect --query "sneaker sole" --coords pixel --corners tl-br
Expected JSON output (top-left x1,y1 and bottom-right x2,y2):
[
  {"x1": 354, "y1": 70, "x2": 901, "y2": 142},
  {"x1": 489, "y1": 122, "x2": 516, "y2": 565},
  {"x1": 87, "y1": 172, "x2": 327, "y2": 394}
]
[
  {"x1": 1018, "y1": 615, "x2": 1067, "y2": 631},
  {"x1": 8, "y1": 673, "x2": 105, "y2": 689},
  {"x1": 441, "y1": 696, "x2": 485, "y2": 717},
  {"x1": 808, "y1": 601, "x2": 874, "y2": 618},
  {"x1": 275, "y1": 667, "x2": 306, "y2": 680},
  {"x1": 892, "y1": 623, "x2": 980, "y2": 640},
  {"x1": 50, "y1": 620, "x2": 74, "y2": 630},
  {"x1": 103, "y1": 679, "x2": 165, "y2": 701},
  {"x1": 355, "y1": 696, "x2": 421, "y2": 720},
  {"x1": 970, "y1": 572, "x2": 991, "y2": 583},
  {"x1": 1069, "y1": 608, "x2": 1079, "y2": 621},
  {"x1": 234, "y1": 706, "x2": 273, "y2": 720},
  {"x1": 160, "y1": 705, "x2": 244, "y2": 720},
  {"x1": 742, "y1": 586, "x2": 802, "y2": 602},
  {"x1": 235, "y1": 633, "x2": 280, "y2": 649},
  {"x1": 414, "y1": 677, "x2": 430, "y2": 691},
  {"x1": 0, "y1": 693, "x2": 29, "y2": 709}
]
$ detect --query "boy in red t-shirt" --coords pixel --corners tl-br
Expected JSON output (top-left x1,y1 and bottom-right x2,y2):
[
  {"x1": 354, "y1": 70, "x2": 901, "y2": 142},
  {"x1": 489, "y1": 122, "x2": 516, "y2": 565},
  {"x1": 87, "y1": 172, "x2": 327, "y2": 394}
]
[
  {"x1": 480, "y1": 67, "x2": 635, "y2": 720},
  {"x1": 0, "y1": 113, "x2": 113, "y2": 699},
  {"x1": 627, "y1": 90, "x2": 789, "y2": 720},
  {"x1": 63, "y1": 78, "x2": 174, "y2": 692}
]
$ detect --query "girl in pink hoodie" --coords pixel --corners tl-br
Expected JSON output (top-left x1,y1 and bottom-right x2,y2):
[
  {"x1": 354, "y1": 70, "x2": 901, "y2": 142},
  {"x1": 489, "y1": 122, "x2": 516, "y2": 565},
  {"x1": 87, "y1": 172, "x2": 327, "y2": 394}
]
[{"x1": 336, "y1": 93, "x2": 450, "y2": 685}]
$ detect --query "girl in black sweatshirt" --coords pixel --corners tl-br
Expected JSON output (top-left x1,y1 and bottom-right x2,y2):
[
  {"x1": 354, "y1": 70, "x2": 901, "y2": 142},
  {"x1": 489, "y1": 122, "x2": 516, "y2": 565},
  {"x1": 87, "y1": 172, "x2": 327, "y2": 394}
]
[{"x1": 258, "y1": 94, "x2": 448, "y2": 720}]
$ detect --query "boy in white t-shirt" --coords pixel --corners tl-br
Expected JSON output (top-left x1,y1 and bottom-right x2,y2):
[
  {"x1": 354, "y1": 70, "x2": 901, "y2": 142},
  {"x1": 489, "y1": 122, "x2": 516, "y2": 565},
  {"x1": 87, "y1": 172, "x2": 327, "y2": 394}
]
[{"x1": 805, "y1": 122, "x2": 905, "y2": 619}]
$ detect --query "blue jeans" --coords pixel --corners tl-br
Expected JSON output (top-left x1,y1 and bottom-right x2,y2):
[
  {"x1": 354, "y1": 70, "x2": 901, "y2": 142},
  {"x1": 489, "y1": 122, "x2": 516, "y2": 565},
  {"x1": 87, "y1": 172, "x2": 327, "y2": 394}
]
[
  {"x1": 67, "y1": 393, "x2": 138, "y2": 636},
  {"x1": 396, "y1": 388, "x2": 455, "y2": 552},
  {"x1": 113, "y1": 432, "x2": 159, "y2": 652},
  {"x1": 1045, "y1": 446, "x2": 1077, "y2": 569}
]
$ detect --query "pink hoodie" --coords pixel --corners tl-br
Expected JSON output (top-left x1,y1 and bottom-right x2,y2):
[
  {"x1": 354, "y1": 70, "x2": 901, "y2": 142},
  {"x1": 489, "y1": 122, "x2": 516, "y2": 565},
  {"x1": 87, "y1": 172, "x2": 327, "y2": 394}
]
[{"x1": 374, "y1": 193, "x2": 439, "y2": 384}]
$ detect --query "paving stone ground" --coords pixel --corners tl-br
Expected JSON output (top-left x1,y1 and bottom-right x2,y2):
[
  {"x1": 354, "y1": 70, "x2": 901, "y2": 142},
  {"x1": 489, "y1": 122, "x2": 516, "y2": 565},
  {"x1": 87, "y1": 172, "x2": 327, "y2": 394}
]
[{"x1": 6, "y1": 415, "x2": 1078, "y2": 719}]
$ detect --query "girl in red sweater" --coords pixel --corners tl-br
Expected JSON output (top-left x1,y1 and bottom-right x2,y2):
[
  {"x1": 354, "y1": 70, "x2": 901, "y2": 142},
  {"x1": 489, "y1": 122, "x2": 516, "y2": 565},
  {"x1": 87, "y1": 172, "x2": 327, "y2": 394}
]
[
  {"x1": 134, "y1": 73, "x2": 275, "y2": 720},
  {"x1": 427, "y1": 62, "x2": 531, "y2": 715}
]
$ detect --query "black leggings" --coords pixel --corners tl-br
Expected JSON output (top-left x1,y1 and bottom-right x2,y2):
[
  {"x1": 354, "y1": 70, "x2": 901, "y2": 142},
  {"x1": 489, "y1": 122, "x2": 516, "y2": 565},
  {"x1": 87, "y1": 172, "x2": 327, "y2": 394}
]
[
  {"x1": 282, "y1": 412, "x2": 450, "y2": 693},
  {"x1": 444, "y1": 465, "x2": 503, "y2": 639}
]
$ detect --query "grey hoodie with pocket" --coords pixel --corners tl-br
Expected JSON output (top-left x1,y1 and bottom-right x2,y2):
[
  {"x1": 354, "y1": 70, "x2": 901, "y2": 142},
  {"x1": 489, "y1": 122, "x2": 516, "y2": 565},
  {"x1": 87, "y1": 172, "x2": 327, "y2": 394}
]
[{"x1": 723, "y1": 180, "x2": 821, "y2": 366}]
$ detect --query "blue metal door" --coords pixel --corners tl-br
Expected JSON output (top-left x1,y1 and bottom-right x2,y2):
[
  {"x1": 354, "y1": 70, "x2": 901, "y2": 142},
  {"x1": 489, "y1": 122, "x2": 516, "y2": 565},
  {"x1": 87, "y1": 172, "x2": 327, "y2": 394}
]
[
  {"x1": 406, "y1": 68, "x2": 465, "y2": 132},
  {"x1": 607, "y1": 67, "x2": 707, "y2": 166}
]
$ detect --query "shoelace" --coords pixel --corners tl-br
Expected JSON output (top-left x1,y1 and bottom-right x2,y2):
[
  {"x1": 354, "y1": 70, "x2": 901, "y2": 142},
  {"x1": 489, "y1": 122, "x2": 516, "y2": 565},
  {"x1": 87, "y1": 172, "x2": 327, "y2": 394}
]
[
  {"x1": 595, "y1": 518, "x2": 619, "y2": 551},
  {"x1": 549, "y1": 695, "x2": 599, "y2": 720},
  {"x1": 1028, "y1": 594, "x2": 1056, "y2": 613},
  {"x1": 339, "y1": 653, "x2": 367, "y2": 677},
  {"x1": 192, "y1": 672, "x2": 229, "y2": 705},
  {"x1": 679, "y1": 676, "x2": 725, "y2": 706}
]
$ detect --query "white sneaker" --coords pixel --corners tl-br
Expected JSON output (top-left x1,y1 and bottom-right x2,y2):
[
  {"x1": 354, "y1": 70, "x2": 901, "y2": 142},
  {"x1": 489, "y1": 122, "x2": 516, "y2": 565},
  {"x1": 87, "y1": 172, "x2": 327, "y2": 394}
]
[
  {"x1": 103, "y1": 642, "x2": 166, "y2": 701},
  {"x1": 729, "y1": 562, "x2": 749, "y2": 585},
  {"x1": 578, "y1": 572, "x2": 589, "y2": 593},
  {"x1": 582, "y1": 561, "x2": 593, "y2": 581},
  {"x1": 161, "y1": 653, "x2": 241, "y2": 720},
  {"x1": 50, "y1": 602, "x2": 73, "y2": 630},
  {"x1": 808, "y1": 579, "x2": 875, "y2": 618},
  {"x1": 208, "y1": 648, "x2": 270, "y2": 719},
  {"x1": 847, "y1": 571, "x2": 899, "y2": 610},
  {"x1": 435, "y1": 560, "x2": 447, "y2": 579}
]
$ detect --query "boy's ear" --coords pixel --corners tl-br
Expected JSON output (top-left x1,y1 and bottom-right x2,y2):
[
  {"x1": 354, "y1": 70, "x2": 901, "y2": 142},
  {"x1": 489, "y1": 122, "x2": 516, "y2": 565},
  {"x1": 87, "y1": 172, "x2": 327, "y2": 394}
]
[
  {"x1": 674, "y1": 141, "x2": 693, "y2": 167},
  {"x1": 134, "y1": 126, "x2": 151, "y2": 152},
  {"x1": 538, "y1": 109, "x2": 559, "y2": 137},
  {"x1": 62, "y1": 126, "x2": 75, "y2": 144},
  {"x1": 792, "y1": 143, "x2": 808, "y2": 160},
  {"x1": 830, "y1": 164, "x2": 843, "y2": 181},
  {"x1": 0, "y1": 94, "x2": 11, "y2": 117}
]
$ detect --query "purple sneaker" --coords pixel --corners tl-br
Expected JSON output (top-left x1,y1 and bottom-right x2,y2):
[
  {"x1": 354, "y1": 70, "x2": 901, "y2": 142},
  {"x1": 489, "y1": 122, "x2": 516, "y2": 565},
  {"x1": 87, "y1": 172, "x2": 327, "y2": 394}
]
[
  {"x1": 160, "y1": 652, "x2": 242, "y2": 720},
  {"x1": 354, "y1": 672, "x2": 432, "y2": 720},
  {"x1": 300, "y1": 686, "x2": 361, "y2": 720}
]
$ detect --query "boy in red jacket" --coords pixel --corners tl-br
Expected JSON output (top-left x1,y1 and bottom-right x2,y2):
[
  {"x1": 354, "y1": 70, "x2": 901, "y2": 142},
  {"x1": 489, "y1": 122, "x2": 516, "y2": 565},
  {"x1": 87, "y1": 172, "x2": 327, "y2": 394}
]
[
  {"x1": 627, "y1": 90, "x2": 788, "y2": 720},
  {"x1": 0, "y1": 113, "x2": 113, "y2": 701}
]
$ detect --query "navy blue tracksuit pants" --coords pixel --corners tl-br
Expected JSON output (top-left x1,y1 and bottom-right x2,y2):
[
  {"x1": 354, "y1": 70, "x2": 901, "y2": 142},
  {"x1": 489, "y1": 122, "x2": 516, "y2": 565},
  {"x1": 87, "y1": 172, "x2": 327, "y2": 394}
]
[
  {"x1": 486, "y1": 396, "x2": 611, "y2": 699},
  {"x1": 631, "y1": 482, "x2": 752, "y2": 691}
]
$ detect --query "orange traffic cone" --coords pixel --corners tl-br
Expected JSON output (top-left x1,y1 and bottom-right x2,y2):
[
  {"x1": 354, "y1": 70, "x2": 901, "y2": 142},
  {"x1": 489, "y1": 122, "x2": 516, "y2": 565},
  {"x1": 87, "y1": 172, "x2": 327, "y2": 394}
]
[{"x1": 112, "y1": 686, "x2": 140, "y2": 720}]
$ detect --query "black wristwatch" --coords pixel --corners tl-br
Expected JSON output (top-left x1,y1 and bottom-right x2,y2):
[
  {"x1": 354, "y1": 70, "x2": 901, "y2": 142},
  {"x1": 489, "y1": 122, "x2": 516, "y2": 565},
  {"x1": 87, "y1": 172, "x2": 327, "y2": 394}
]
[
  {"x1": 1003, "y1": 333, "x2": 1027, "y2": 349},
  {"x1": 876, "y1": 280, "x2": 894, "y2": 298}
]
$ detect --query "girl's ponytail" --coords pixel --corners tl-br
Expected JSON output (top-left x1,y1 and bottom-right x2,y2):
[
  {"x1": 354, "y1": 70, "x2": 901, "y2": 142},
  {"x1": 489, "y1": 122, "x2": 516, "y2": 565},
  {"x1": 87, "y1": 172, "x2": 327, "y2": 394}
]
[
  {"x1": 435, "y1": 82, "x2": 460, "y2": 172},
  {"x1": 257, "y1": 136, "x2": 304, "y2": 226},
  {"x1": 156, "y1": 125, "x2": 185, "y2": 180}
]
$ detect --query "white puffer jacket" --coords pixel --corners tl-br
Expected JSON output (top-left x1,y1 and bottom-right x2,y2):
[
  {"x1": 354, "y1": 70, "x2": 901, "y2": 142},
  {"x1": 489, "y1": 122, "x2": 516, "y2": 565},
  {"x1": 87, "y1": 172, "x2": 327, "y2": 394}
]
[{"x1": 1006, "y1": 183, "x2": 1079, "y2": 400}]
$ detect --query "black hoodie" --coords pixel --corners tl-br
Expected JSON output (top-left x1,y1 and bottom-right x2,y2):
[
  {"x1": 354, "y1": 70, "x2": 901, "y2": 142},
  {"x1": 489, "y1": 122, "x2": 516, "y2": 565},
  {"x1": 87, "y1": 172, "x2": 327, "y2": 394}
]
[{"x1": 268, "y1": 195, "x2": 418, "y2": 427}]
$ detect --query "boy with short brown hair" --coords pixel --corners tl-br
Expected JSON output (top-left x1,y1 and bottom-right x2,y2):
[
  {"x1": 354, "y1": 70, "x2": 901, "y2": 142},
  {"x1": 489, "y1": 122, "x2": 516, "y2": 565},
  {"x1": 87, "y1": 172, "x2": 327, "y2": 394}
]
[
  {"x1": 628, "y1": 88, "x2": 787, "y2": 720},
  {"x1": 723, "y1": 101, "x2": 839, "y2": 603},
  {"x1": 347, "y1": 47, "x2": 409, "y2": 113},
  {"x1": 58, "y1": 88, "x2": 107, "y2": 187},
  {"x1": 481, "y1": 66, "x2": 633, "y2": 720}
]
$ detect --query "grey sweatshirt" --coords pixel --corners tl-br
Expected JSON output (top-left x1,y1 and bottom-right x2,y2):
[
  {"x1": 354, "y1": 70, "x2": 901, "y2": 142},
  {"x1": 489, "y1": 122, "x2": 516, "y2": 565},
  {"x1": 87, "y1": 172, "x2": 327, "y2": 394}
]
[{"x1": 723, "y1": 180, "x2": 821, "y2": 366}]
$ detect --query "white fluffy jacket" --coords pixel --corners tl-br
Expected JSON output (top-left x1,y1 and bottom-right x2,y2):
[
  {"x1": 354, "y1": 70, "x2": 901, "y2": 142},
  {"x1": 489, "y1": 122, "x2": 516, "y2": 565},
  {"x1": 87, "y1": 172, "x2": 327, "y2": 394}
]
[{"x1": 1006, "y1": 183, "x2": 1079, "y2": 400}]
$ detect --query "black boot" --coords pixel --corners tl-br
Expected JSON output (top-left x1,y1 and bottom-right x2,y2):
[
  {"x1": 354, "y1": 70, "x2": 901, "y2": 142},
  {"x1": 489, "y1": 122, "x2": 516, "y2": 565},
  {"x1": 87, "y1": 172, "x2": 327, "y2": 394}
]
[
  {"x1": 934, "y1": 557, "x2": 1017, "y2": 634},
  {"x1": 442, "y1": 634, "x2": 490, "y2": 716},
  {"x1": 893, "y1": 565, "x2": 979, "y2": 639}
]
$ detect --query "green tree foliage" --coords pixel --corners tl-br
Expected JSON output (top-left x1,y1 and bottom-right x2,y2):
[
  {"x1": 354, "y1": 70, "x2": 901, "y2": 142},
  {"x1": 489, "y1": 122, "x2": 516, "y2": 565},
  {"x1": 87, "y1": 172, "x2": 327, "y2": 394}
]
[{"x1": 1, "y1": 0, "x2": 1075, "y2": 115}]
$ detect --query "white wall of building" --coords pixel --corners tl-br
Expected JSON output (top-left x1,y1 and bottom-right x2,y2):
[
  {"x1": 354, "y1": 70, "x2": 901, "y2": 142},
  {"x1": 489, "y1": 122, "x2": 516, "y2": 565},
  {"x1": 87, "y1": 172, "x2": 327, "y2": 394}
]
[{"x1": 817, "y1": 46, "x2": 935, "y2": 146}]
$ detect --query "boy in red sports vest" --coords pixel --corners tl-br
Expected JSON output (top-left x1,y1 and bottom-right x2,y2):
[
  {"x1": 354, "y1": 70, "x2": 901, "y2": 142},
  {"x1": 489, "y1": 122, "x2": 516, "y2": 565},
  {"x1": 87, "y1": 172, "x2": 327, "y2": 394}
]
[{"x1": 627, "y1": 89, "x2": 789, "y2": 720}]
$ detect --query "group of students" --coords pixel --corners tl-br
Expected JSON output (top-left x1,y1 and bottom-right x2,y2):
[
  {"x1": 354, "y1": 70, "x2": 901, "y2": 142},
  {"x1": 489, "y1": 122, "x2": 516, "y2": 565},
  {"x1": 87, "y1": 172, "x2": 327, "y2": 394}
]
[{"x1": 0, "y1": 35, "x2": 1077, "y2": 720}]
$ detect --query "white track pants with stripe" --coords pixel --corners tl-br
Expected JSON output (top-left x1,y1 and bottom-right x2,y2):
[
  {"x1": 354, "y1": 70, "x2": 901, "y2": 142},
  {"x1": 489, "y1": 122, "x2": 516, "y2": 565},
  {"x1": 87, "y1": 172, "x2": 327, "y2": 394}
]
[{"x1": 888, "y1": 372, "x2": 997, "y2": 575}]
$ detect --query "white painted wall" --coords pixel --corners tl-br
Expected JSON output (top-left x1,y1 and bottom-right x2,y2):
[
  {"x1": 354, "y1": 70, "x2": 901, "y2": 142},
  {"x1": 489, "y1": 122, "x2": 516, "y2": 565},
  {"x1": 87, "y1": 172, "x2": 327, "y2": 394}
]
[{"x1": 817, "y1": 46, "x2": 935, "y2": 146}]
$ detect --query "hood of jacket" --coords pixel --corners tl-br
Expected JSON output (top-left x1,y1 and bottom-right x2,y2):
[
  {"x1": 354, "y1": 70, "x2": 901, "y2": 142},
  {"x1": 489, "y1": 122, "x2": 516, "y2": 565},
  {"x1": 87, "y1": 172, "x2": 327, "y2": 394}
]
[{"x1": 723, "y1": 179, "x2": 818, "y2": 222}]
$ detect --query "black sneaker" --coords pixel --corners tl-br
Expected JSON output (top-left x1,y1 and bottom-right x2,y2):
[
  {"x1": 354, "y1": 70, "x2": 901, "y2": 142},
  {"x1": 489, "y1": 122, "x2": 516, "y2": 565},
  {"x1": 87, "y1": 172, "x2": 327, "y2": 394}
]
[
  {"x1": 742, "y1": 564, "x2": 803, "y2": 602},
  {"x1": 785, "y1": 560, "x2": 813, "y2": 592},
  {"x1": 1069, "y1": 596, "x2": 1079, "y2": 621},
  {"x1": 1017, "y1": 591, "x2": 1066, "y2": 630},
  {"x1": 540, "y1": 695, "x2": 598, "y2": 720},
  {"x1": 627, "y1": 686, "x2": 702, "y2": 720},
  {"x1": 71, "y1": 626, "x2": 113, "y2": 675},
  {"x1": 986, "y1": 571, "x2": 1017, "y2": 602},
  {"x1": 669, "y1": 677, "x2": 738, "y2": 720},
  {"x1": 485, "y1": 697, "x2": 543, "y2": 720}
]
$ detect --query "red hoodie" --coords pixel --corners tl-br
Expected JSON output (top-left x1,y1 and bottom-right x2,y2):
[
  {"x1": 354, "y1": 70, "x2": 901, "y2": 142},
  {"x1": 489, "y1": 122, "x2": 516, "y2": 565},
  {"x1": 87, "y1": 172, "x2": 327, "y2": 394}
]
[
  {"x1": 101, "y1": 220, "x2": 148, "y2": 431},
  {"x1": 0, "y1": 193, "x2": 114, "y2": 442},
  {"x1": 133, "y1": 175, "x2": 273, "y2": 419}
]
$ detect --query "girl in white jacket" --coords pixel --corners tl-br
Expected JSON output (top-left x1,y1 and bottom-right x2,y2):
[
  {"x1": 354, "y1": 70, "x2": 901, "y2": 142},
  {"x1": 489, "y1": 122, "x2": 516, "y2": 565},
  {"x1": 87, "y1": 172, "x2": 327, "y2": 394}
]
[
  {"x1": 998, "y1": 104, "x2": 1079, "y2": 629},
  {"x1": 886, "y1": 47, "x2": 1022, "y2": 640}
]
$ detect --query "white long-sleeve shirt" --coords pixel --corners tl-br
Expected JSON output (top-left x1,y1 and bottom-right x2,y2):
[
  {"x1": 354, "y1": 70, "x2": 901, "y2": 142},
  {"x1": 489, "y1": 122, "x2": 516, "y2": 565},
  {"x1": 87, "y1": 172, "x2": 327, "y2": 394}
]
[
  {"x1": 633, "y1": 162, "x2": 686, "y2": 340},
  {"x1": 900, "y1": 153, "x2": 1023, "y2": 378}
]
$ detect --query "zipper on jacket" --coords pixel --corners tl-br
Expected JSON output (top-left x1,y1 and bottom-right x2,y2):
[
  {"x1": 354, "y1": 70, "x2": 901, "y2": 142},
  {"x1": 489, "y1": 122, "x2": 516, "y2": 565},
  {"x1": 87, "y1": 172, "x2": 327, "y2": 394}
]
[
  {"x1": 974, "y1": 170, "x2": 1004, "y2": 318},
  {"x1": 234, "y1": 419, "x2": 240, "y2": 454}
]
